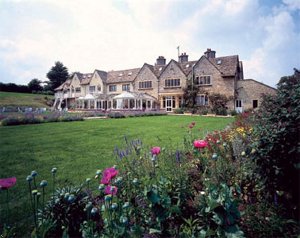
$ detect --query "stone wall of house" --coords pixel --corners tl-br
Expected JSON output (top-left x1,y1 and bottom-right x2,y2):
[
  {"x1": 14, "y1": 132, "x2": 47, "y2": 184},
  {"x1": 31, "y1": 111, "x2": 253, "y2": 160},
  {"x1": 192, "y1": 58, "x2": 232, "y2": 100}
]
[
  {"x1": 106, "y1": 82, "x2": 133, "y2": 95},
  {"x1": 159, "y1": 60, "x2": 187, "y2": 95},
  {"x1": 134, "y1": 66, "x2": 159, "y2": 99},
  {"x1": 192, "y1": 57, "x2": 236, "y2": 110},
  {"x1": 237, "y1": 79, "x2": 277, "y2": 110}
]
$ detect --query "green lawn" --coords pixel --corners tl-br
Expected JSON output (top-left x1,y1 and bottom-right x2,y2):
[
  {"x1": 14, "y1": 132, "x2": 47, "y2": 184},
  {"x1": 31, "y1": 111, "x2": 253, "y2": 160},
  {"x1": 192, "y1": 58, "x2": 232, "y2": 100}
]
[
  {"x1": 0, "y1": 115, "x2": 233, "y2": 234},
  {"x1": 0, "y1": 91, "x2": 53, "y2": 108}
]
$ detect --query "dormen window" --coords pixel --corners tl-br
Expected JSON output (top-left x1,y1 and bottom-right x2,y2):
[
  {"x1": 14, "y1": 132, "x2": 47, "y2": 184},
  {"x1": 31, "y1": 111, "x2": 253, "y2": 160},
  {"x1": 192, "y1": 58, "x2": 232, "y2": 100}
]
[
  {"x1": 195, "y1": 76, "x2": 211, "y2": 85},
  {"x1": 196, "y1": 95, "x2": 209, "y2": 106},
  {"x1": 122, "y1": 84, "x2": 130, "y2": 91},
  {"x1": 139, "y1": 81, "x2": 152, "y2": 89},
  {"x1": 109, "y1": 85, "x2": 117, "y2": 92},
  {"x1": 75, "y1": 87, "x2": 81, "y2": 93},
  {"x1": 165, "y1": 79, "x2": 180, "y2": 88},
  {"x1": 89, "y1": 86, "x2": 95, "y2": 93}
]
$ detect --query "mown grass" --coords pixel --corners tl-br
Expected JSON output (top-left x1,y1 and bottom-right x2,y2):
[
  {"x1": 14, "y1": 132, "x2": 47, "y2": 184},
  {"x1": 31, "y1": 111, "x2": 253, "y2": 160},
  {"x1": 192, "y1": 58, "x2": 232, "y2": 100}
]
[
  {"x1": 0, "y1": 115, "x2": 234, "y2": 235},
  {"x1": 0, "y1": 91, "x2": 53, "y2": 108}
]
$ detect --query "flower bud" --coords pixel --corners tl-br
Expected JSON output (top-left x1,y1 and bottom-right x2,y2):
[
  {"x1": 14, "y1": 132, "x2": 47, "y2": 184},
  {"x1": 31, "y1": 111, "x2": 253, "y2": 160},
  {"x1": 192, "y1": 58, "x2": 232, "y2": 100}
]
[
  {"x1": 32, "y1": 189, "x2": 38, "y2": 195},
  {"x1": 40, "y1": 180, "x2": 48, "y2": 187},
  {"x1": 51, "y1": 168, "x2": 57, "y2": 174},
  {"x1": 120, "y1": 216, "x2": 128, "y2": 224},
  {"x1": 91, "y1": 207, "x2": 98, "y2": 215},
  {"x1": 26, "y1": 175, "x2": 33, "y2": 182},
  {"x1": 212, "y1": 153, "x2": 218, "y2": 160},
  {"x1": 105, "y1": 194, "x2": 112, "y2": 202},
  {"x1": 86, "y1": 178, "x2": 91, "y2": 183},
  {"x1": 68, "y1": 194, "x2": 75, "y2": 203},
  {"x1": 241, "y1": 151, "x2": 246, "y2": 157},
  {"x1": 122, "y1": 202, "x2": 130, "y2": 209},
  {"x1": 111, "y1": 203, "x2": 118, "y2": 210},
  {"x1": 31, "y1": 171, "x2": 38, "y2": 177},
  {"x1": 98, "y1": 184, "x2": 105, "y2": 190},
  {"x1": 132, "y1": 178, "x2": 138, "y2": 185}
]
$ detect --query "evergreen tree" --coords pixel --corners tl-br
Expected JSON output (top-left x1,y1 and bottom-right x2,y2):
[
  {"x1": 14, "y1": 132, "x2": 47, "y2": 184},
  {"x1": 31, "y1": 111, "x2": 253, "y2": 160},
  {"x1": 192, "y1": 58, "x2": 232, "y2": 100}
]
[
  {"x1": 46, "y1": 61, "x2": 69, "y2": 91},
  {"x1": 28, "y1": 78, "x2": 43, "y2": 92}
]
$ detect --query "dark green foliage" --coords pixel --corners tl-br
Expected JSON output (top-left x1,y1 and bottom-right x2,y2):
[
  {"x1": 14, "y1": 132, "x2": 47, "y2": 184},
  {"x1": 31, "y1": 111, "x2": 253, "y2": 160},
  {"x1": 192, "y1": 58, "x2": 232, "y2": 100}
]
[
  {"x1": 183, "y1": 84, "x2": 199, "y2": 108},
  {"x1": 208, "y1": 93, "x2": 232, "y2": 115},
  {"x1": 254, "y1": 68, "x2": 300, "y2": 220},
  {"x1": 107, "y1": 112, "x2": 126, "y2": 118},
  {"x1": 173, "y1": 108, "x2": 184, "y2": 114},
  {"x1": 28, "y1": 79, "x2": 43, "y2": 93},
  {"x1": 41, "y1": 186, "x2": 94, "y2": 237},
  {"x1": 46, "y1": 61, "x2": 69, "y2": 92}
]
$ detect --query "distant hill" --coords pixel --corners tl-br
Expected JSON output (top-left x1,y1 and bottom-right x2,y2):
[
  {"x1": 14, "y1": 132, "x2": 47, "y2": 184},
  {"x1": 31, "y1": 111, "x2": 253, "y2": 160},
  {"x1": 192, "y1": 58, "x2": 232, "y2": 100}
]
[{"x1": 0, "y1": 91, "x2": 54, "y2": 108}]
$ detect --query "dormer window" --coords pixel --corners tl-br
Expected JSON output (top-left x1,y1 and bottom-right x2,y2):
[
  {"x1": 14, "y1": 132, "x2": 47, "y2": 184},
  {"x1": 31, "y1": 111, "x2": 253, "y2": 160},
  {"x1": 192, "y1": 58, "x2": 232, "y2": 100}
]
[
  {"x1": 118, "y1": 73, "x2": 123, "y2": 77},
  {"x1": 217, "y1": 59, "x2": 222, "y2": 65}
]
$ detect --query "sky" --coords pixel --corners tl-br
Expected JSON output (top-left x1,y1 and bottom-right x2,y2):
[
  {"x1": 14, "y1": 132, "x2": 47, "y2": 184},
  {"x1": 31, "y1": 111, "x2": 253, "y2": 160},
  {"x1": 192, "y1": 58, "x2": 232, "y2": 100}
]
[{"x1": 0, "y1": 0, "x2": 299, "y2": 88}]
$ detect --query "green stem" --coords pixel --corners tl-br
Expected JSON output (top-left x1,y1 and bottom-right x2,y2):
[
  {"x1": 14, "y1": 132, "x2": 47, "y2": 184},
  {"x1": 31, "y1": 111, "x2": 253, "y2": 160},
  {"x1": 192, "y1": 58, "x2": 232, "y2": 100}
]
[{"x1": 6, "y1": 189, "x2": 9, "y2": 224}]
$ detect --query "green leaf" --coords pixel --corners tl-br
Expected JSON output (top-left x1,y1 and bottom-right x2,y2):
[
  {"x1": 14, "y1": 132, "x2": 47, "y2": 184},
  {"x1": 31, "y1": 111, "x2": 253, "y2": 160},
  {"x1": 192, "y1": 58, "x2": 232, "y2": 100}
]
[
  {"x1": 149, "y1": 228, "x2": 161, "y2": 234},
  {"x1": 147, "y1": 190, "x2": 160, "y2": 204}
]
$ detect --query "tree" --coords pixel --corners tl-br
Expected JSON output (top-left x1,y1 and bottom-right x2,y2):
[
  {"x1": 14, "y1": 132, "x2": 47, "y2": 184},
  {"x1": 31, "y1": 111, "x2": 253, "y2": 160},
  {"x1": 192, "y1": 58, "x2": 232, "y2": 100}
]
[
  {"x1": 46, "y1": 61, "x2": 69, "y2": 92},
  {"x1": 254, "y1": 68, "x2": 300, "y2": 220},
  {"x1": 28, "y1": 78, "x2": 43, "y2": 92}
]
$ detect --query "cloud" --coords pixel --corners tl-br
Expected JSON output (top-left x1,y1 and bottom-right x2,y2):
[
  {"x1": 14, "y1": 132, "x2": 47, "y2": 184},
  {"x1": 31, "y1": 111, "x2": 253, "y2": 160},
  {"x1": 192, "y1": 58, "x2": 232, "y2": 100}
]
[{"x1": 0, "y1": 0, "x2": 299, "y2": 87}]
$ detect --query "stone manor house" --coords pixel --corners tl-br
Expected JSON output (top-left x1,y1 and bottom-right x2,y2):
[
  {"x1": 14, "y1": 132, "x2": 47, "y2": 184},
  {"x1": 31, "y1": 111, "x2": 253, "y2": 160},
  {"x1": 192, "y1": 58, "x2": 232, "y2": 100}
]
[{"x1": 53, "y1": 48, "x2": 276, "y2": 113}]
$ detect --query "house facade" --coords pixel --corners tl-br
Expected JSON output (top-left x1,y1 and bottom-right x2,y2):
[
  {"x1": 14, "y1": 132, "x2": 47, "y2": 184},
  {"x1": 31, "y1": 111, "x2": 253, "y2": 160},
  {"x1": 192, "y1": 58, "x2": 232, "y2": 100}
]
[{"x1": 53, "y1": 48, "x2": 276, "y2": 112}]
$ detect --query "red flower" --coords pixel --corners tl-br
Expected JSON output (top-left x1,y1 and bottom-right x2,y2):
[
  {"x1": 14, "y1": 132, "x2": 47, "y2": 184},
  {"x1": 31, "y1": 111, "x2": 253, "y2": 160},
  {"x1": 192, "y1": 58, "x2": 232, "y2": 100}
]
[
  {"x1": 104, "y1": 185, "x2": 118, "y2": 195},
  {"x1": 151, "y1": 147, "x2": 161, "y2": 155},
  {"x1": 191, "y1": 122, "x2": 196, "y2": 126},
  {"x1": 0, "y1": 177, "x2": 17, "y2": 190},
  {"x1": 100, "y1": 167, "x2": 118, "y2": 185},
  {"x1": 193, "y1": 140, "x2": 208, "y2": 149}
]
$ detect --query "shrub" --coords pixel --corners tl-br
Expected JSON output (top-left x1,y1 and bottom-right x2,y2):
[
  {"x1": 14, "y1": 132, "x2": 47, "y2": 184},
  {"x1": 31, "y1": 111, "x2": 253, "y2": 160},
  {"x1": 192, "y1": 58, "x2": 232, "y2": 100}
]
[
  {"x1": 173, "y1": 108, "x2": 184, "y2": 114},
  {"x1": 253, "y1": 69, "x2": 300, "y2": 220},
  {"x1": 107, "y1": 112, "x2": 125, "y2": 118}
]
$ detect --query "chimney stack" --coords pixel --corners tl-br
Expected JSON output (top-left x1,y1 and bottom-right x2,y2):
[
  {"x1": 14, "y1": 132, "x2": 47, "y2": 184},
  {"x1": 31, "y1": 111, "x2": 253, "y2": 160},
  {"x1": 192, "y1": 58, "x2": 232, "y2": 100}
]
[
  {"x1": 156, "y1": 56, "x2": 166, "y2": 65},
  {"x1": 204, "y1": 48, "x2": 216, "y2": 58},
  {"x1": 178, "y1": 52, "x2": 189, "y2": 63}
]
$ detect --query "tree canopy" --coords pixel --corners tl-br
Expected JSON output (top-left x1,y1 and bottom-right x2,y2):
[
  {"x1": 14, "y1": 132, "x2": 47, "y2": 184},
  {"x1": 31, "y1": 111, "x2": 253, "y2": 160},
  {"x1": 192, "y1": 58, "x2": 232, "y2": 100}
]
[
  {"x1": 46, "y1": 61, "x2": 69, "y2": 92},
  {"x1": 28, "y1": 78, "x2": 43, "y2": 92}
]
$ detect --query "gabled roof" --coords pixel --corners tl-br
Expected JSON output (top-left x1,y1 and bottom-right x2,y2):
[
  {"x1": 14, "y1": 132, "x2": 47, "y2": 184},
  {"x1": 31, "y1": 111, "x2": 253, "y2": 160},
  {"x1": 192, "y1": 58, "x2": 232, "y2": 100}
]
[
  {"x1": 208, "y1": 55, "x2": 239, "y2": 77},
  {"x1": 94, "y1": 69, "x2": 108, "y2": 81},
  {"x1": 77, "y1": 73, "x2": 93, "y2": 85},
  {"x1": 135, "y1": 63, "x2": 160, "y2": 79},
  {"x1": 179, "y1": 60, "x2": 197, "y2": 75},
  {"x1": 159, "y1": 59, "x2": 186, "y2": 78},
  {"x1": 107, "y1": 68, "x2": 140, "y2": 84},
  {"x1": 54, "y1": 79, "x2": 71, "y2": 91}
]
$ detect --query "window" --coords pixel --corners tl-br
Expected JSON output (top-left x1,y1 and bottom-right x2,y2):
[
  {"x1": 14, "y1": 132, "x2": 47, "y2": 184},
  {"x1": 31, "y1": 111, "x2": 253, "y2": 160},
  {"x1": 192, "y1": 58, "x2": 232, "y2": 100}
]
[
  {"x1": 165, "y1": 79, "x2": 180, "y2": 87},
  {"x1": 89, "y1": 86, "x2": 95, "y2": 93},
  {"x1": 196, "y1": 95, "x2": 209, "y2": 106},
  {"x1": 139, "y1": 81, "x2": 152, "y2": 89},
  {"x1": 75, "y1": 87, "x2": 81, "y2": 93},
  {"x1": 122, "y1": 84, "x2": 130, "y2": 91},
  {"x1": 236, "y1": 100, "x2": 242, "y2": 107},
  {"x1": 253, "y1": 100, "x2": 258, "y2": 108},
  {"x1": 109, "y1": 85, "x2": 117, "y2": 92},
  {"x1": 195, "y1": 75, "x2": 211, "y2": 85}
]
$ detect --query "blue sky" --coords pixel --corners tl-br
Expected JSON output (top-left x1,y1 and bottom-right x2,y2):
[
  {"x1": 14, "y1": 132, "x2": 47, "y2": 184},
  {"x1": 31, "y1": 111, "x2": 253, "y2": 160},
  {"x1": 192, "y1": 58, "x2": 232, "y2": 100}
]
[{"x1": 0, "y1": 0, "x2": 299, "y2": 87}]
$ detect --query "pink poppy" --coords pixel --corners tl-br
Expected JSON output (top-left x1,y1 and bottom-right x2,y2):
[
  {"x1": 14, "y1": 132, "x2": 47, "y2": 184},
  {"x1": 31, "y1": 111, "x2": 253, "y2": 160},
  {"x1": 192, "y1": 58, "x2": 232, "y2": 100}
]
[
  {"x1": 191, "y1": 122, "x2": 196, "y2": 126},
  {"x1": 0, "y1": 177, "x2": 17, "y2": 190},
  {"x1": 189, "y1": 124, "x2": 194, "y2": 129},
  {"x1": 104, "y1": 185, "x2": 118, "y2": 195},
  {"x1": 100, "y1": 167, "x2": 119, "y2": 184},
  {"x1": 151, "y1": 147, "x2": 161, "y2": 155},
  {"x1": 103, "y1": 167, "x2": 118, "y2": 178},
  {"x1": 193, "y1": 140, "x2": 208, "y2": 149}
]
